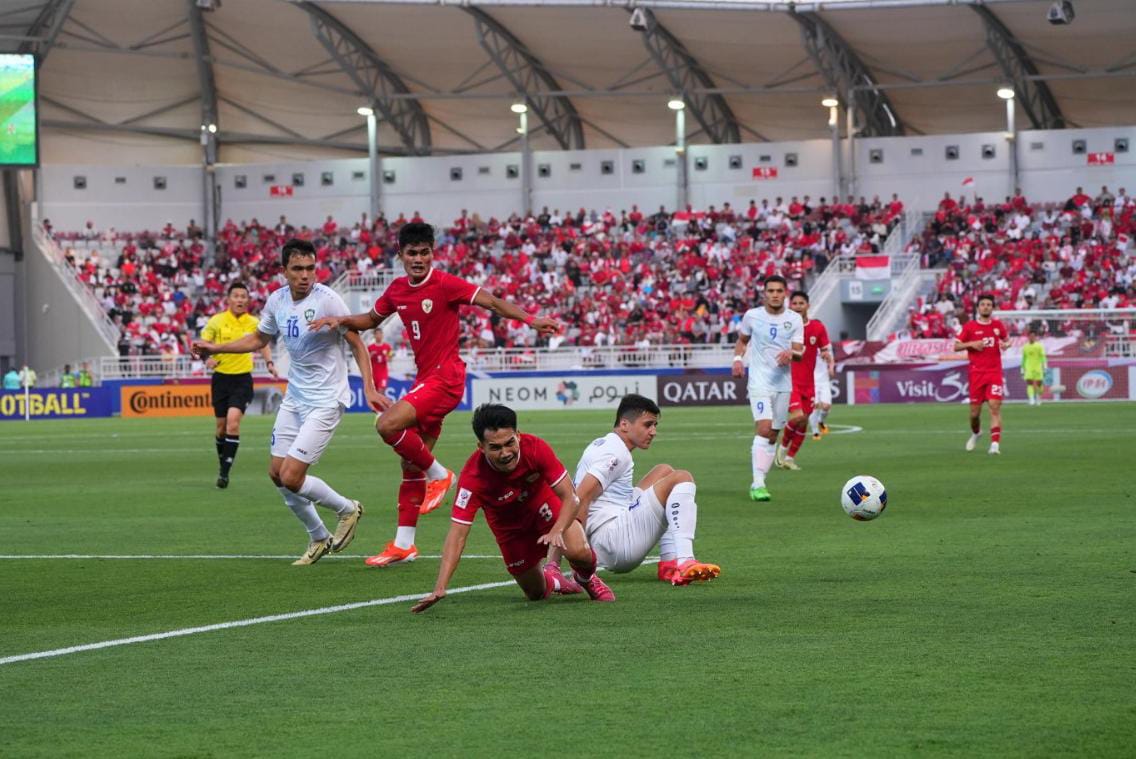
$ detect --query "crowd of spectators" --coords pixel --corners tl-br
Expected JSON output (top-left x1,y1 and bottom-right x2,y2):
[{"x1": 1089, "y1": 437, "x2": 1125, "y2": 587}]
[
  {"x1": 901, "y1": 185, "x2": 1135, "y2": 339},
  {"x1": 51, "y1": 194, "x2": 902, "y2": 355}
]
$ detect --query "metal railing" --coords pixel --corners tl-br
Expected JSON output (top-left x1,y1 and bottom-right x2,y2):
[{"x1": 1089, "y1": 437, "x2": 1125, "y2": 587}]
[
  {"x1": 865, "y1": 256, "x2": 938, "y2": 340},
  {"x1": 330, "y1": 269, "x2": 398, "y2": 294},
  {"x1": 32, "y1": 224, "x2": 121, "y2": 353}
]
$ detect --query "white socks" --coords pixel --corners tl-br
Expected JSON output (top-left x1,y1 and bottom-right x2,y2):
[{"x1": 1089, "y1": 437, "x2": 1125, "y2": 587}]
[
  {"x1": 425, "y1": 460, "x2": 448, "y2": 480},
  {"x1": 297, "y1": 475, "x2": 355, "y2": 515},
  {"x1": 666, "y1": 482, "x2": 698, "y2": 561},
  {"x1": 752, "y1": 436, "x2": 775, "y2": 487},
  {"x1": 394, "y1": 526, "x2": 416, "y2": 549},
  {"x1": 808, "y1": 409, "x2": 820, "y2": 435},
  {"x1": 278, "y1": 486, "x2": 330, "y2": 541}
]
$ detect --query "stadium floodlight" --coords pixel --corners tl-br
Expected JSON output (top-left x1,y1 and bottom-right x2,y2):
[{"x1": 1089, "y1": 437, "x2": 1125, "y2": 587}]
[
  {"x1": 667, "y1": 99, "x2": 685, "y2": 111},
  {"x1": 357, "y1": 106, "x2": 374, "y2": 117},
  {"x1": 206, "y1": 123, "x2": 217, "y2": 134},
  {"x1": 997, "y1": 87, "x2": 1015, "y2": 101},
  {"x1": 511, "y1": 103, "x2": 528, "y2": 114},
  {"x1": 821, "y1": 97, "x2": 839, "y2": 108}
]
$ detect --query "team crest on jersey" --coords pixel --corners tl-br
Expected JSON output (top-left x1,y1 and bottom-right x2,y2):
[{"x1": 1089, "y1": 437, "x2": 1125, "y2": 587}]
[
  {"x1": 809, "y1": 336, "x2": 817, "y2": 345},
  {"x1": 784, "y1": 321, "x2": 792, "y2": 329},
  {"x1": 422, "y1": 298, "x2": 433, "y2": 314},
  {"x1": 304, "y1": 308, "x2": 316, "y2": 323}
]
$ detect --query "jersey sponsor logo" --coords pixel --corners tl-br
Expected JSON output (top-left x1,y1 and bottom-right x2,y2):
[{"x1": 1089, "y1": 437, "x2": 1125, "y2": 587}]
[
  {"x1": 497, "y1": 490, "x2": 515, "y2": 502},
  {"x1": 455, "y1": 487, "x2": 472, "y2": 508},
  {"x1": 421, "y1": 298, "x2": 433, "y2": 314},
  {"x1": 507, "y1": 558, "x2": 526, "y2": 568},
  {"x1": 397, "y1": 305, "x2": 408, "y2": 310}
]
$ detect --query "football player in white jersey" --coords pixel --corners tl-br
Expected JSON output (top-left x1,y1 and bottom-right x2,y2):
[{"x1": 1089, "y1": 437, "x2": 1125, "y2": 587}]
[
  {"x1": 731, "y1": 275, "x2": 804, "y2": 502},
  {"x1": 810, "y1": 356, "x2": 834, "y2": 440},
  {"x1": 193, "y1": 239, "x2": 386, "y2": 565},
  {"x1": 545, "y1": 394, "x2": 720, "y2": 587}
]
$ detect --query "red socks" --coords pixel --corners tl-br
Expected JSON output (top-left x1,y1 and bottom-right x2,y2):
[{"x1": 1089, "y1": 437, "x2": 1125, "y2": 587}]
[
  {"x1": 785, "y1": 421, "x2": 808, "y2": 458},
  {"x1": 381, "y1": 428, "x2": 437, "y2": 472},
  {"x1": 397, "y1": 475, "x2": 426, "y2": 528},
  {"x1": 990, "y1": 426, "x2": 1001, "y2": 443},
  {"x1": 569, "y1": 548, "x2": 597, "y2": 581}
]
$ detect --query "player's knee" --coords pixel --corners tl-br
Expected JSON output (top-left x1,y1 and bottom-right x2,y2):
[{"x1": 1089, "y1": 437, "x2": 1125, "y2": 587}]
[
  {"x1": 225, "y1": 420, "x2": 241, "y2": 436},
  {"x1": 672, "y1": 469, "x2": 694, "y2": 485},
  {"x1": 268, "y1": 467, "x2": 283, "y2": 487},
  {"x1": 375, "y1": 413, "x2": 402, "y2": 441},
  {"x1": 279, "y1": 469, "x2": 304, "y2": 492}
]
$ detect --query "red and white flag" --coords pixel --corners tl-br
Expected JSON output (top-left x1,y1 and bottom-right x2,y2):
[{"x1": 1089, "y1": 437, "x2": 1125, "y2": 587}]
[
  {"x1": 961, "y1": 177, "x2": 975, "y2": 187},
  {"x1": 855, "y1": 255, "x2": 890, "y2": 280}
]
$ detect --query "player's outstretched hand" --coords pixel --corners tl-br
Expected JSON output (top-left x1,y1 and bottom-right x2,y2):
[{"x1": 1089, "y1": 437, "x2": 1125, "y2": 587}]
[
  {"x1": 411, "y1": 591, "x2": 445, "y2": 614},
  {"x1": 531, "y1": 316, "x2": 561, "y2": 337},
  {"x1": 537, "y1": 528, "x2": 567, "y2": 550},
  {"x1": 365, "y1": 387, "x2": 392, "y2": 413},
  {"x1": 731, "y1": 360, "x2": 744, "y2": 378},
  {"x1": 308, "y1": 316, "x2": 342, "y2": 332},
  {"x1": 191, "y1": 340, "x2": 215, "y2": 360}
]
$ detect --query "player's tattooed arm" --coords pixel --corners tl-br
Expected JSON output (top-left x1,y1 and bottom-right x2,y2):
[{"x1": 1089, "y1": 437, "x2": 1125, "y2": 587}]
[
  {"x1": 731, "y1": 333, "x2": 750, "y2": 377},
  {"x1": 308, "y1": 310, "x2": 381, "y2": 333},
  {"x1": 412, "y1": 521, "x2": 472, "y2": 613},
  {"x1": 472, "y1": 289, "x2": 560, "y2": 337},
  {"x1": 192, "y1": 330, "x2": 272, "y2": 358}
]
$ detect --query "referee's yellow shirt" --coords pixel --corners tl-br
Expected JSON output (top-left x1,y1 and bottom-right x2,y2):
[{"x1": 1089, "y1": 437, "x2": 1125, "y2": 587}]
[{"x1": 201, "y1": 311, "x2": 260, "y2": 374}]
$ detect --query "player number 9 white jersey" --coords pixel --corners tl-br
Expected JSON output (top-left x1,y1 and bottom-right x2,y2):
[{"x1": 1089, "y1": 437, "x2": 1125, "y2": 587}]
[{"x1": 739, "y1": 307, "x2": 803, "y2": 394}]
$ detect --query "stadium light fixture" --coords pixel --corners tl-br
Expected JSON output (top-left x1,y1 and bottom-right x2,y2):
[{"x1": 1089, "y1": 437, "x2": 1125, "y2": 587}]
[
  {"x1": 357, "y1": 106, "x2": 374, "y2": 117},
  {"x1": 821, "y1": 97, "x2": 839, "y2": 108},
  {"x1": 996, "y1": 87, "x2": 1015, "y2": 100},
  {"x1": 667, "y1": 99, "x2": 685, "y2": 111},
  {"x1": 206, "y1": 123, "x2": 217, "y2": 134},
  {"x1": 511, "y1": 103, "x2": 528, "y2": 114}
]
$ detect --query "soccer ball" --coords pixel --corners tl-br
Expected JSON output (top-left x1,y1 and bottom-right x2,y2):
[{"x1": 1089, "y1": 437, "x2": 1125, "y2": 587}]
[{"x1": 841, "y1": 475, "x2": 887, "y2": 521}]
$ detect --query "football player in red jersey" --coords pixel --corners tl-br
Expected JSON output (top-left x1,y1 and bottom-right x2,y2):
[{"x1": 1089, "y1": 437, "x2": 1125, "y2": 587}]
[
  {"x1": 310, "y1": 223, "x2": 560, "y2": 566},
  {"x1": 411, "y1": 404, "x2": 614, "y2": 613},
  {"x1": 367, "y1": 326, "x2": 392, "y2": 394},
  {"x1": 955, "y1": 294, "x2": 1012, "y2": 454},
  {"x1": 776, "y1": 291, "x2": 833, "y2": 470}
]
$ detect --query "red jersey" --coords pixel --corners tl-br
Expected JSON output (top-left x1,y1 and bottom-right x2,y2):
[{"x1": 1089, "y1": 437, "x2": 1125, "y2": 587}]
[
  {"x1": 451, "y1": 433, "x2": 569, "y2": 534},
  {"x1": 372, "y1": 269, "x2": 480, "y2": 381},
  {"x1": 957, "y1": 318, "x2": 1008, "y2": 375},
  {"x1": 791, "y1": 319, "x2": 830, "y2": 391},
  {"x1": 367, "y1": 342, "x2": 392, "y2": 388}
]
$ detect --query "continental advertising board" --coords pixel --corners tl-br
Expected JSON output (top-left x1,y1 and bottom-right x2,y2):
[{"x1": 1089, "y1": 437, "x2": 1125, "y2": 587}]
[{"x1": 120, "y1": 382, "x2": 289, "y2": 418}]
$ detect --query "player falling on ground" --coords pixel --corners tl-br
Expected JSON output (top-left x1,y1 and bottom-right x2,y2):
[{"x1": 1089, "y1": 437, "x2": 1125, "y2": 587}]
[
  {"x1": 809, "y1": 343, "x2": 835, "y2": 440},
  {"x1": 1021, "y1": 328, "x2": 1047, "y2": 406},
  {"x1": 732, "y1": 275, "x2": 804, "y2": 501},
  {"x1": 410, "y1": 404, "x2": 614, "y2": 613},
  {"x1": 776, "y1": 291, "x2": 833, "y2": 470},
  {"x1": 201, "y1": 281, "x2": 279, "y2": 489},
  {"x1": 546, "y1": 393, "x2": 720, "y2": 587},
  {"x1": 193, "y1": 239, "x2": 383, "y2": 564},
  {"x1": 367, "y1": 326, "x2": 393, "y2": 396},
  {"x1": 955, "y1": 293, "x2": 1011, "y2": 454},
  {"x1": 310, "y1": 222, "x2": 559, "y2": 568}
]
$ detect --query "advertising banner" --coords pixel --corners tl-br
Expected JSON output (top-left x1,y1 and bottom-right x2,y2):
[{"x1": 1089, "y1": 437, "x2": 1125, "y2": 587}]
[
  {"x1": 121, "y1": 381, "x2": 289, "y2": 418},
  {"x1": 848, "y1": 363, "x2": 1133, "y2": 404},
  {"x1": 0, "y1": 388, "x2": 116, "y2": 421},
  {"x1": 471, "y1": 375, "x2": 656, "y2": 410}
]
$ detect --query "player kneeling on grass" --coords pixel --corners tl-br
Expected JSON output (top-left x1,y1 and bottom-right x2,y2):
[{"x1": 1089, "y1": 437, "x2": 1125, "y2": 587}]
[
  {"x1": 546, "y1": 393, "x2": 720, "y2": 587},
  {"x1": 411, "y1": 404, "x2": 614, "y2": 614}
]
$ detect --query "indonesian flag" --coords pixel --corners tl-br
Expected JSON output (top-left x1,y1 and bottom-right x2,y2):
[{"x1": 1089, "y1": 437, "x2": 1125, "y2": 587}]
[
  {"x1": 1118, "y1": 232, "x2": 1130, "y2": 249},
  {"x1": 855, "y1": 255, "x2": 890, "y2": 280},
  {"x1": 961, "y1": 176, "x2": 975, "y2": 187}
]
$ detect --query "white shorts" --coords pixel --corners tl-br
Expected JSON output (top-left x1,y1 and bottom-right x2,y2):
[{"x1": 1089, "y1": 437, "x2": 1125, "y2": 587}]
[
  {"x1": 270, "y1": 402, "x2": 344, "y2": 465},
  {"x1": 587, "y1": 486, "x2": 667, "y2": 573},
  {"x1": 749, "y1": 391, "x2": 789, "y2": 428},
  {"x1": 814, "y1": 378, "x2": 832, "y2": 406}
]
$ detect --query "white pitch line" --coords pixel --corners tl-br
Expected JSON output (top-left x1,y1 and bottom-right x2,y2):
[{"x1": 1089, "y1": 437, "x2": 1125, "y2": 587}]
[
  {"x1": 0, "y1": 580, "x2": 515, "y2": 666},
  {"x1": 0, "y1": 554, "x2": 501, "y2": 560}
]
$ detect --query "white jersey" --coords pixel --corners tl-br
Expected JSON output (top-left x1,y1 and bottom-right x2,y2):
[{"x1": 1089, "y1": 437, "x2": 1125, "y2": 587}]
[
  {"x1": 740, "y1": 306, "x2": 803, "y2": 395},
  {"x1": 258, "y1": 283, "x2": 352, "y2": 409},
  {"x1": 574, "y1": 432, "x2": 634, "y2": 533},
  {"x1": 814, "y1": 353, "x2": 830, "y2": 384}
]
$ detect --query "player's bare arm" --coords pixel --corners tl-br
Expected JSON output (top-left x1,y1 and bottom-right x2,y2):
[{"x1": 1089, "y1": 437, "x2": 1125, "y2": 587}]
[
  {"x1": 731, "y1": 333, "x2": 750, "y2": 377},
  {"x1": 821, "y1": 345, "x2": 835, "y2": 373},
  {"x1": 308, "y1": 310, "x2": 381, "y2": 333},
  {"x1": 343, "y1": 330, "x2": 389, "y2": 412},
  {"x1": 192, "y1": 330, "x2": 272, "y2": 359},
  {"x1": 537, "y1": 475, "x2": 582, "y2": 550},
  {"x1": 471, "y1": 289, "x2": 560, "y2": 337},
  {"x1": 411, "y1": 520, "x2": 472, "y2": 613},
  {"x1": 777, "y1": 340, "x2": 805, "y2": 365},
  {"x1": 573, "y1": 473, "x2": 604, "y2": 526},
  {"x1": 260, "y1": 344, "x2": 278, "y2": 378}
]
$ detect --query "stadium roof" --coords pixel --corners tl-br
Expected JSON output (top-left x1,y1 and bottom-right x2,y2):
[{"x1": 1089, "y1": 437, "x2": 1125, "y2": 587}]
[{"x1": 6, "y1": 0, "x2": 1136, "y2": 162}]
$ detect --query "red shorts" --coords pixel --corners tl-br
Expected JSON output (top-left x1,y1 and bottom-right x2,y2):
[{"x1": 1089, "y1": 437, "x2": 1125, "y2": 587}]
[
  {"x1": 488, "y1": 493, "x2": 561, "y2": 576},
  {"x1": 403, "y1": 363, "x2": 465, "y2": 439},
  {"x1": 789, "y1": 385, "x2": 815, "y2": 418},
  {"x1": 969, "y1": 373, "x2": 1004, "y2": 404}
]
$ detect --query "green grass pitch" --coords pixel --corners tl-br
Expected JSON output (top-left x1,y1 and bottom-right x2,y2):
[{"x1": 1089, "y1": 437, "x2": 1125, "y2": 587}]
[{"x1": 1, "y1": 403, "x2": 1133, "y2": 756}]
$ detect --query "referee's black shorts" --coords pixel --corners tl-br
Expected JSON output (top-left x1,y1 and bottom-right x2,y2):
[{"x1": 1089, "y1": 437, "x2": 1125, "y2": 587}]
[{"x1": 211, "y1": 372, "x2": 254, "y2": 417}]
